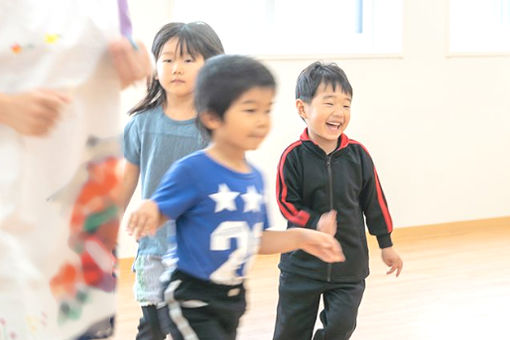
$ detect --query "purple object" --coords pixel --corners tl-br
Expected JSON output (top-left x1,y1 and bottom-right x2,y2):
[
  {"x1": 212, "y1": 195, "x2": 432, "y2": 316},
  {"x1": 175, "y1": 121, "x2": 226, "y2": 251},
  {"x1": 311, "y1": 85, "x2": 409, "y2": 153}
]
[
  {"x1": 117, "y1": 0, "x2": 138, "y2": 49},
  {"x1": 117, "y1": 0, "x2": 136, "y2": 48}
]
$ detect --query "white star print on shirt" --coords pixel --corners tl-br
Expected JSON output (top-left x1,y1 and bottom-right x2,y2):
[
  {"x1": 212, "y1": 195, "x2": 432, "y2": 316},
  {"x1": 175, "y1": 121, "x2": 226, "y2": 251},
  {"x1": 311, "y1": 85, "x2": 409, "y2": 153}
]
[
  {"x1": 241, "y1": 185, "x2": 263, "y2": 212},
  {"x1": 209, "y1": 183, "x2": 240, "y2": 212}
]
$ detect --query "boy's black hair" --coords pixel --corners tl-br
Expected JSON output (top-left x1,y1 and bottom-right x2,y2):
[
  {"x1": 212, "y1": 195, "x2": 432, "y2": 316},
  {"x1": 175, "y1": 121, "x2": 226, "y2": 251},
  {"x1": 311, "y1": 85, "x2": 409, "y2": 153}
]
[
  {"x1": 129, "y1": 21, "x2": 224, "y2": 115},
  {"x1": 194, "y1": 55, "x2": 276, "y2": 136},
  {"x1": 295, "y1": 61, "x2": 353, "y2": 103}
]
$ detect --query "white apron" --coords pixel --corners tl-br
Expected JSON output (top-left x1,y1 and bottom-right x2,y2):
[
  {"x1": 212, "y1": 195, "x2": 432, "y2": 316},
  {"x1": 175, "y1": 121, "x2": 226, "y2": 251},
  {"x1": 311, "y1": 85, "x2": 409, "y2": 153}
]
[{"x1": 0, "y1": 1, "x2": 123, "y2": 339}]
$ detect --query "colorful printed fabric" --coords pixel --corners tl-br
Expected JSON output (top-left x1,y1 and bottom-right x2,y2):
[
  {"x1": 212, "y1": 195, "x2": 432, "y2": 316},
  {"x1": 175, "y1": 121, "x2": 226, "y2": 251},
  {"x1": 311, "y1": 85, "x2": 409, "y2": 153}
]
[{"x1": 0, "y1": 0, "x2": 125, "y2": 339}]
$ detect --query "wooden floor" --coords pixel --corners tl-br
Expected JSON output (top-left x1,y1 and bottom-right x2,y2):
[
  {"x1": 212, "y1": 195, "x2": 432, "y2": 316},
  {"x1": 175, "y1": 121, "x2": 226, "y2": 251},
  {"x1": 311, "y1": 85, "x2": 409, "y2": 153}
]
[{"x1": 114, "y1": 217, "x2": 510, "y2": 340}]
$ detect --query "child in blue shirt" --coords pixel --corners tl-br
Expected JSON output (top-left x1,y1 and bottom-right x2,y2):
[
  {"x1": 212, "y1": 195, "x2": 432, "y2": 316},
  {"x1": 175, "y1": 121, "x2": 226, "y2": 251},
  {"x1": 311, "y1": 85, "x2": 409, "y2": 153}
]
[{"x1": 127, "y1": 55, "x2": 345, "y2": 340}]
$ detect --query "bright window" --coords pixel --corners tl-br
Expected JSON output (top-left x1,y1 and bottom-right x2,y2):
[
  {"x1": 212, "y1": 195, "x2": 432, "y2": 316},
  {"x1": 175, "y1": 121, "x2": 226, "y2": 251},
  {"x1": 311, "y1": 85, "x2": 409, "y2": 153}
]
[
  {"x1": 449, "y1": 0, "x2": 510, "y2": 53},
  {"x1": 170, "y1": 0, "x2": 403, "y2": 57}
]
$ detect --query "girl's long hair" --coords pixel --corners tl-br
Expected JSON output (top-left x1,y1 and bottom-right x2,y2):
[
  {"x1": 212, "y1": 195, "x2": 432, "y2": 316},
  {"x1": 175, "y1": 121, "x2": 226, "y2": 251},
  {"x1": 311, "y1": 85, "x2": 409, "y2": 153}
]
[{"x1": 128, "y1": 21, "x2": 224, "y2": 115}]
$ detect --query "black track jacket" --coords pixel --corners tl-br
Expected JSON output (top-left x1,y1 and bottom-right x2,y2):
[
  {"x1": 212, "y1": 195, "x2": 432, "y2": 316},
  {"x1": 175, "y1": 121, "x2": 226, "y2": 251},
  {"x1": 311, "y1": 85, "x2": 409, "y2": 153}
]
[{"x1": 276, "y1": 129, "x2": 393, "y2": 282}]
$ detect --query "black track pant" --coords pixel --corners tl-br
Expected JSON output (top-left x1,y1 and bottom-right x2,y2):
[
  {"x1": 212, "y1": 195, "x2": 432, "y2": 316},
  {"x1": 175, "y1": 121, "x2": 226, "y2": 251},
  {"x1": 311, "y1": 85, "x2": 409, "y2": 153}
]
[
  {"x1": 273, "y1": 271, "x2": 365, "y2": 340},
  {"x1": 135, "y1": 305, "x2": 166, "y2": 340},
  {"x1": 157, "y1": 270, "x2": 246, "y2": 340}
]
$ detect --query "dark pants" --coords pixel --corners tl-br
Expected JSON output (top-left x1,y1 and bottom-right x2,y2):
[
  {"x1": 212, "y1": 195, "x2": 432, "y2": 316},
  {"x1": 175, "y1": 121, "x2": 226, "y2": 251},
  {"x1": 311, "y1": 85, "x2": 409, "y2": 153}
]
[
  {"x1": 273, "y1": 271, "x2": 365, "y2": 340},
  {"x1": 136, "y1": 305, "x2": 166, "y2": 340},
  {"x1": 75, "y1": 316, "x2": 115, "y2": 339},
  {"x1": 157, "y1": 270, "x2": 247, "y2": 340}
]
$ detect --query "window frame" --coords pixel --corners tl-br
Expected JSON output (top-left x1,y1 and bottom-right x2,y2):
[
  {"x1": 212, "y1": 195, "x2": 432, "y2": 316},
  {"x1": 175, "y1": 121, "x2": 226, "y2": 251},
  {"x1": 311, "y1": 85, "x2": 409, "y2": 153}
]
[{"x1": 168, "y1": 0, "x2": 404, "y2": 60}]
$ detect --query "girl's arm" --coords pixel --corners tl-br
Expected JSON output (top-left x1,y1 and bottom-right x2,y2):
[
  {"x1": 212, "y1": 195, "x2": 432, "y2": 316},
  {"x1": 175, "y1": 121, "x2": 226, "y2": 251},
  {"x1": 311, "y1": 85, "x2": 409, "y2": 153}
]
[
  {"x1": 120, "y1": 160, "x2": 140, "y2": 210},
  {"x1": 258, "y1": 229, "x2": 345, "y2": 263}
]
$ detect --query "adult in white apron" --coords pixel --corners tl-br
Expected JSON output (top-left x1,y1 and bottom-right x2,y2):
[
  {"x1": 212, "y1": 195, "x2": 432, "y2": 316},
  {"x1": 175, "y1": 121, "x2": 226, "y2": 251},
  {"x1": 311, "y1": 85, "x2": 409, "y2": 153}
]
[{"x1": 0, "y1": 1, "x2": 150, "y2": 338}]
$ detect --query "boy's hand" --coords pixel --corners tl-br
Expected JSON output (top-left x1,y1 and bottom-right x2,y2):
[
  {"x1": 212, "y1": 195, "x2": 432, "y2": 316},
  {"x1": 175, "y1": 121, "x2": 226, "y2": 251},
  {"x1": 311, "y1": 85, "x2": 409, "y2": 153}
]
[
  {"x1": 0, "y1": 90, "x2": 71, "y2": 136},
  {"x1": 317, "y1": 210, "x2": 337, "y2": 236},
  {"x1": 381, "y1": 247, "x2": 403, "y2": 277},
  {"x1": 109, "y1": 37, "x2": 152, "y2": 89},
  {"x1": 127, "y1": 199, "x2": 161, "y2": 239},
  {"x1": 299, "y1": 228, "x2": 345, "y2": 263}
]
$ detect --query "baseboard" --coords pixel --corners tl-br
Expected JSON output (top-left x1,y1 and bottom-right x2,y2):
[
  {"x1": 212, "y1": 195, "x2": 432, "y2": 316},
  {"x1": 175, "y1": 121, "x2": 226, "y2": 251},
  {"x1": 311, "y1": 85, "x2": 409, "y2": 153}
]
[
  {"x1": 118, "y1": 215, "x2": 510, "y2": 276},
  {"x1": 388, "y1": 215, "x2": 510, "y2": 239}
]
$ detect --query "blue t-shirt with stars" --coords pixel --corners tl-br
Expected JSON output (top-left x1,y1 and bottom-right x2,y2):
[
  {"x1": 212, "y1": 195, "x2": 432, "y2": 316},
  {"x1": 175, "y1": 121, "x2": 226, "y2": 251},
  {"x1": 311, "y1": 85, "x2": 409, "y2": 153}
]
[{"x1": 151, "y1": 150, "x2": 270, "y2": 285}]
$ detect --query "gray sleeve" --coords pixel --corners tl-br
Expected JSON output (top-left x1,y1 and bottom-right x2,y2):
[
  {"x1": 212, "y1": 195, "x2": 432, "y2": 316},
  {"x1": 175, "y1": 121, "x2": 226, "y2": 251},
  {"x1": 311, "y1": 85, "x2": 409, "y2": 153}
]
[{"x1": 123, "y1": 116, "x2": 141, "y2": 165}]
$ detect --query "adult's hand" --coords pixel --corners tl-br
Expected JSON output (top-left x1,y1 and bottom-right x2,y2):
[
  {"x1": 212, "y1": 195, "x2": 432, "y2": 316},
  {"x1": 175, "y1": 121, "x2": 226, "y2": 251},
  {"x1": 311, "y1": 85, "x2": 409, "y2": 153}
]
[
  {"x1": 0, "y1": 89, "x2": 71, "y2": 136},
  {"x1": 109, "y1": 37, "x2": 152, "y2": 89}
]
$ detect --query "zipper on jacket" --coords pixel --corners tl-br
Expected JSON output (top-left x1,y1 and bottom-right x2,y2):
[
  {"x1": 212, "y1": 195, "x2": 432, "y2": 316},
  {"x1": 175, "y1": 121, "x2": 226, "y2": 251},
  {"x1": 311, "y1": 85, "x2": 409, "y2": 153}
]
[
  {"x1": 326, "y1": 155, "x2": 334, "y2": 282},
  {"x1": 326, "y1": 156, "x2": 334, "y2": 210}
]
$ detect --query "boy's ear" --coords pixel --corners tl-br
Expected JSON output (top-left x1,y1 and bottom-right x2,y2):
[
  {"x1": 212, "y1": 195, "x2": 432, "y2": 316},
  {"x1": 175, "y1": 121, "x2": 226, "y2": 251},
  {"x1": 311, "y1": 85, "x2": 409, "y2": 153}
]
[
  {"x1": 296, "y1": 99, "x2": 307, "y2": 120},
  {"x1": 199, "y1": 111, "x2": 222, "y2": 130}
]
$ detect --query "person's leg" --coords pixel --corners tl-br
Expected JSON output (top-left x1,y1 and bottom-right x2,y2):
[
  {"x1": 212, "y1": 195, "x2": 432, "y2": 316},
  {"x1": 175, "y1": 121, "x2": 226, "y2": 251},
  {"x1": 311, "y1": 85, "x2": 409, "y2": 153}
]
[
  {"x1": 273, "y1": 271, "x2": 322, "y2": 340},
  {"x1": 159, "y1": 270, "x2": 246, "y2": 340},
  {"x1": 210, "y1": 286, "x2": 246, "y2": 340},
  {"x1": 133, "y1": 255, "x2": 168, "y2": 340},
  {"x1": 135, "y1": 305, "x2": 166, "y2": 340},
  {"x1": 159, "y1": 303, "x2": 226, "y2": 340},
  {"x1": 312, "y1": 280, "x2": 365, "y2": 340},
  {"x1": 135, "y1": 315, "x2": 152, "y2": 340},
  {"x1": 75, "y1": 315, "x2": 115, "y2": 339}
]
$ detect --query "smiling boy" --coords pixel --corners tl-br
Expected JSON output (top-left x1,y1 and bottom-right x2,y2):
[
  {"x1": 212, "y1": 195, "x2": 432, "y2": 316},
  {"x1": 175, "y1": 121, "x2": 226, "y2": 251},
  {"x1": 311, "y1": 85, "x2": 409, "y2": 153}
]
[{"x1": 273, "y1": 61, "x2": 403, "y2": 340}]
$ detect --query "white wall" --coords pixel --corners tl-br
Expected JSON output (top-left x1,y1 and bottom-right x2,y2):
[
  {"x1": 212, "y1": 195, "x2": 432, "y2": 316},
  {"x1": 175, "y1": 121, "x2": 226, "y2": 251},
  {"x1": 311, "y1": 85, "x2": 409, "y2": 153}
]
[{"x1": 118, "y1": 0, "x2": 510, "y2": 258}]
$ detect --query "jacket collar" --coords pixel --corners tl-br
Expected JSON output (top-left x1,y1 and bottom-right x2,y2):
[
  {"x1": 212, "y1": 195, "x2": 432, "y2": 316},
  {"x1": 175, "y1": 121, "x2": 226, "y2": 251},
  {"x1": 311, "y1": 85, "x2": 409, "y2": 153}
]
[{"x1": 299, "y1": 128, "x2": 350, "y2": 154}]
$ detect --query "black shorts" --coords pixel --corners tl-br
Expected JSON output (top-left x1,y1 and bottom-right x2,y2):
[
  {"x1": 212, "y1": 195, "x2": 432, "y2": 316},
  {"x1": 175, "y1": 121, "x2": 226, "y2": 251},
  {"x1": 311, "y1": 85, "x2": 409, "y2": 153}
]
[{"x1": 158, "y1": 270, "x2": 246, "y2": 340}]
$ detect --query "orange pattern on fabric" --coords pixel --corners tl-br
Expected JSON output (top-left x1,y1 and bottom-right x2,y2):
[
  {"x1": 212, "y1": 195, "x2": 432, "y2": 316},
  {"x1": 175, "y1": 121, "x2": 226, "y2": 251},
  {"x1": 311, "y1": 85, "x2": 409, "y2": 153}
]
[
  {"x1": 49, "y1": 153, "x2": 122, "y2": 323},
  {"x1": 10, "y1": 44, "x2": 21, "y2": 54},
  {"x1": 70, "y1": 157, "x2": 120, "y2": 230},
  {"x1": 50, "y1": 264, "x2": 78, "y2": 298}
]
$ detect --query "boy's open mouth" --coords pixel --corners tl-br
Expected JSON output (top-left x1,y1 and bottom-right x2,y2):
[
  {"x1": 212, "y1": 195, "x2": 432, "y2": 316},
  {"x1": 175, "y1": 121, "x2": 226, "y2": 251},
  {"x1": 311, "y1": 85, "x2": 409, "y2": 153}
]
[{"x1": 326, "y1": 122, "x2": 342, "y2": 131}]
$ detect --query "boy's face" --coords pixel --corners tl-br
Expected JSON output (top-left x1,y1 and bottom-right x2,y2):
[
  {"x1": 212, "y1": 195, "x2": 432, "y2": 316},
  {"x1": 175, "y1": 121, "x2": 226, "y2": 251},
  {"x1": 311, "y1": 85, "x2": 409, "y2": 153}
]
[
  {"x1": 156, "y1": 38, "x2": 205, "y2": 99},
  {"x1": 297, "y1": 83, "x2": 351, "y2": 151},
  {"x1": 206, "y1": 86, "x2": 274, "y2": 152}
]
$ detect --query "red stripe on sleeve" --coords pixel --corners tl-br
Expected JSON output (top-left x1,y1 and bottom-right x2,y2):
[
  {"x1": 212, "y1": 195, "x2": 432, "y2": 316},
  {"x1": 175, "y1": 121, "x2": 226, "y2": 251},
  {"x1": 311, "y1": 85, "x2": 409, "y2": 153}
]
[
  {"x1": 276, "y1": 141, "x2": 311, "y2": 227},
  {"x1": 373, "y1": 168, "x2": 393, "y2": 232},
  {"x1": 350, "y1": 140, "x2": 393, "y2": 232}
]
